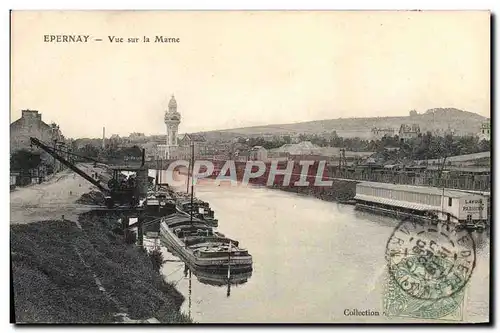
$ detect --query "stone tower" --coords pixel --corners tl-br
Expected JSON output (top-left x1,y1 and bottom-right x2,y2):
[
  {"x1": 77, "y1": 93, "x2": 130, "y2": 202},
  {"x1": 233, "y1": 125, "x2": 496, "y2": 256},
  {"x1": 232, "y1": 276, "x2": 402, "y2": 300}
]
[{"x1": 164, "y1": 94, "x2": 181, "y2": 159}]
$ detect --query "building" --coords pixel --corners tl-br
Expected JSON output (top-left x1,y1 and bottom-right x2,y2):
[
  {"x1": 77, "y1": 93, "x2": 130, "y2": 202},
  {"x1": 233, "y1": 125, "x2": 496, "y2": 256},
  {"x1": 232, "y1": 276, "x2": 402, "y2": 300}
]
[
  {"x1": 10, "y1": 110, "x2": 63, "y2": 152},
  {"x1": 398, "y1": 124, "x2": 421, "y2": 141},
  {"x1": 10, "y1": 110, "x2": 66, "y2": 173},
  {"x1": 270, "y1": 141, "x2": 322, "y2": 156},
  {"x1": 140, "y1": 141, "x2": 162, "y2": 161},
  {"x1": 371, "y1": 127, "x2": 396, "y2": 140},
  {"x1": 233, "y1": 150, "x2": 250, "y2": 162},
  {"x1": 417, "y1": 151, "x2": 490, "y2": 167},
  {"x1": 249, "y1": 146, "x2": 268, "y2": 161},
  {"x1": 10, "y1": 172, "x2": 19, "y2": 190},
  {"x1": 155, "y1": 145, "x2": 169, "y2": 160},
  {"x1": 126, "y1": 132, "x2": 148, "y2": 145},
  {"x1": 355, "y1": 181, "x2": 488, "y2": 224},
  {"x1": 129, "y1": 132, "x2": 145, "y2": 138},
  {"x1": 478, "y1": 121, "x2": 490, "y2": 141},
  {"x1": 176, "y1": 133, "x2": 211, "y2": 159},
  {"x1": 163, "y1": 95, "x2": 181, "y2": 159}
]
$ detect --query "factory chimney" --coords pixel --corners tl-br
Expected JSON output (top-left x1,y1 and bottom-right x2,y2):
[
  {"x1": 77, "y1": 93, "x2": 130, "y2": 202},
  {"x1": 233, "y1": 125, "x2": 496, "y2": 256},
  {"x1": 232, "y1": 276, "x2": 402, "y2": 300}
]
[{"x1": 102, "y1": 127, "x2": 106, "y2": 149}]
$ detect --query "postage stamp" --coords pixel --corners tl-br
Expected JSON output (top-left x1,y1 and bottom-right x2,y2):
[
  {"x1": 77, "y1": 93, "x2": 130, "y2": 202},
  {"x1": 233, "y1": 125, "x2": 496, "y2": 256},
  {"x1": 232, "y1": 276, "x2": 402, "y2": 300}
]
[{"x1": 384, "y1": 218, "x2": 476, "y2": 320}]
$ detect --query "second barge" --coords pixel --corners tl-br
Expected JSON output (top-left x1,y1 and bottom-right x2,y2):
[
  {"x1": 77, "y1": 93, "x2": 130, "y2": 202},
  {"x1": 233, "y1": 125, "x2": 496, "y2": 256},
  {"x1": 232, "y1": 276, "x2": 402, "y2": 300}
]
[
  {"x1": 160, "y1": 213, "x2": 253, "y2": 273},
  {"x1": 354, "y1": 181, "x2": 489, "y2": 227}
]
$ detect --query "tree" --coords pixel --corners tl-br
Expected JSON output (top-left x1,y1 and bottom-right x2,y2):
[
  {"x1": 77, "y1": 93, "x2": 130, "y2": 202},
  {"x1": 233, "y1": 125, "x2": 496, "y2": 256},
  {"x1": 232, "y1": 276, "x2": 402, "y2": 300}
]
[
  {"x1": 81, "y1": 144, "x2": 100, "y2": 159},
  {"x1": 478, "y1": 139, "x2": 490, "y2": 152},
  {"x1": 10, "y1": 149, "x2": 42, "y2": 172},
  {"x1": 298, "y1": 133, "x2": 308, "y2": 142},
  {"x1": 413, "y1": 131, "x2": 432, "y2": 160}
]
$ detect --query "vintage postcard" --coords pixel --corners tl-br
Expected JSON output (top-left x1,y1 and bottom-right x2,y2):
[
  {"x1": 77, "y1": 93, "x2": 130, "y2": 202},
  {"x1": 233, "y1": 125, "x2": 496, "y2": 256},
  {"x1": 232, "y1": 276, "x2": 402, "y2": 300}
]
[{"x1": 9, "y1": 10, "x2": 491, "y2": 324}]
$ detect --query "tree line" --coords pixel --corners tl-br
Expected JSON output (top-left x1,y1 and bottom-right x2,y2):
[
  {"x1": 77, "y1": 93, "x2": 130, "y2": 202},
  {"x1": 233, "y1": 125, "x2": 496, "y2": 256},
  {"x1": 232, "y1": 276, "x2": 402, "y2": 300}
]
[
  {"x1": 12, "y1": 131, "x2": 490, "y2": 174},
  {"x1": 239, "y1": 131, "x2": 490, "y2": 160}
]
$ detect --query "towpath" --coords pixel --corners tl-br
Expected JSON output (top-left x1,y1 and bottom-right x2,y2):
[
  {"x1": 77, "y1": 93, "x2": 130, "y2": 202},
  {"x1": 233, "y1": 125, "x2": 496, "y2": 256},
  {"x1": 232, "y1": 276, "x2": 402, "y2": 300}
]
[{"x1": 10, "y1": 163, "x2": 103, "y2": 224}]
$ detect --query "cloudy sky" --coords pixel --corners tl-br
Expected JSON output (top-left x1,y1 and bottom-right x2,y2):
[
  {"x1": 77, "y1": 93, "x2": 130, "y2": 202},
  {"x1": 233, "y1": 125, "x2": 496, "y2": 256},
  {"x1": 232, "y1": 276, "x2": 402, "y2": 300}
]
[{"x1": 11, "y1": 11, "x2": 490, "y2": 138}]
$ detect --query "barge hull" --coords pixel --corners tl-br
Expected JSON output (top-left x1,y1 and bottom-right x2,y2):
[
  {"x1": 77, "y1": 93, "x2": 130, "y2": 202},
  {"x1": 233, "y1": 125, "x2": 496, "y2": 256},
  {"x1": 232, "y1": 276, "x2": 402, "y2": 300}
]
[
  {"x1": 355, "y1": 202, "x2": 487, "y2": 229},
  {"x1": 160, "y1": 222, "x2": 253, "y2": 273}
]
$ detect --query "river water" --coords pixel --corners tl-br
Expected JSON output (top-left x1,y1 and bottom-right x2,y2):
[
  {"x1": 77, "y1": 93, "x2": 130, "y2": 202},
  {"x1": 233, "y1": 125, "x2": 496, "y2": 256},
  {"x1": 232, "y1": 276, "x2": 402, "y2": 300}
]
[{"x1": 148, "y1": 170, "x2": 490, "y2": 324}]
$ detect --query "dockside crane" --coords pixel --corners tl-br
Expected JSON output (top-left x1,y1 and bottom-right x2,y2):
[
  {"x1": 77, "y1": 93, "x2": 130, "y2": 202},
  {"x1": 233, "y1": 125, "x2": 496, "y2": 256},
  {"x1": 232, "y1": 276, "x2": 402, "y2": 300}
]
[
  {"x1": 30, "y1": 137, "x2": 146, "y2": 209},
  {"x1": 30, "y1": 137, "x2": 109, "y2": 191}
]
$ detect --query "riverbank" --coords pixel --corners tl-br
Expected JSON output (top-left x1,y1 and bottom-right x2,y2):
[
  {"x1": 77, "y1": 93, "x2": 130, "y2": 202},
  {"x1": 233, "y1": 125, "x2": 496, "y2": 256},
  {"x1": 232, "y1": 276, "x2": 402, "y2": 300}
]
[
  {"x1": 10, "y1": 164, "x2": 103, "y2": 224},
  {"x1": 197, "y1": 168, "x2": 360, "y2": 203},
  {"x1": 11, "y1": 210, "x2": 191, "y2": 323},
  {"x1": 267, "y1": 178, "x2": 359, "y2": 202},
  {"x1": 10, "y1": 164, "x2": 191, "y2": 324}
]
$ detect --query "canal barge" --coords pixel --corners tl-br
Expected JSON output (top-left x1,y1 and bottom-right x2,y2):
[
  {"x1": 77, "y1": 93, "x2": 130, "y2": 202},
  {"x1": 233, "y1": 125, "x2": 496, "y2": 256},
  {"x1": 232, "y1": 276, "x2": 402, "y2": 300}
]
[
  {"x1": 142, "y1": 190, "x2": 177, "y2": 216},
  {"x1": 176, "y1": 198, "x2": 218, "y2": 227},
  {"x1": 160, "y1": 213, "x2": 252, "y2": 273},
  {"x1": 354, "y1": 181, "x2": 489, "y2": 228}
]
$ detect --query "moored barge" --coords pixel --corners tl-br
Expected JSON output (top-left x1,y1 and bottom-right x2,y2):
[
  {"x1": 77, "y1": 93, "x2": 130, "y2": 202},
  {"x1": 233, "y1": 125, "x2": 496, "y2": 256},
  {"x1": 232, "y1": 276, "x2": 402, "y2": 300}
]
[
  {"x1": 160, "y1": 213, "x2": 252, "y2": 273},
  {"x1": 175, "y1": 198, "x2": 218, "y2": 227},
  {"x1": 354, "y1": 181, "x2": 489, "y2": 228}
]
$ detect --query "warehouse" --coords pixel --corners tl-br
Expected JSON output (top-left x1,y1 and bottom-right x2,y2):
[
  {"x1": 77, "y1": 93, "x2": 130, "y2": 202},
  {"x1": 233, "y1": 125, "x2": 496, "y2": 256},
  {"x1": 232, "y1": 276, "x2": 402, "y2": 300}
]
[{"x1": 354, "y1": 181, "x2": 488, "y2": 225}]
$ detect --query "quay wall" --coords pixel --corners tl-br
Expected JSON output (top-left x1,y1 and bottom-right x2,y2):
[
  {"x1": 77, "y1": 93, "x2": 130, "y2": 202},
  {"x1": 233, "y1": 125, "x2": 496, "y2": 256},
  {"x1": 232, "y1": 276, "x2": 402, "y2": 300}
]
[
  {"x1": 210, "y1": 160, "x2": 359, "y2": 202},
  {"x1": 149, "y1": 159, "x2": 490, "y2": 193},
  {"x1": 269, "y1": 178, "x2": 359, "y2": 202},
  {"x1": 150, "y1": 160, "x2": 355, "y2": 202},
  {"x1": 150, "y1": 159, "x2": 490, "y2": 203}
]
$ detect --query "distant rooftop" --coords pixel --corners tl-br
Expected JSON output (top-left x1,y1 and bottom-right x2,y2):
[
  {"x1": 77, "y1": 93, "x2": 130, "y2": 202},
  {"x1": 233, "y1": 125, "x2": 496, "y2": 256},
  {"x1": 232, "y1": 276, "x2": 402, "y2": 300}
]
[
  {"x1": 357, "y1": 181, "x2": 484, "y2": 198},
  {"x1": 416, "y1": 151, "x2": 490, "y2": 164}
]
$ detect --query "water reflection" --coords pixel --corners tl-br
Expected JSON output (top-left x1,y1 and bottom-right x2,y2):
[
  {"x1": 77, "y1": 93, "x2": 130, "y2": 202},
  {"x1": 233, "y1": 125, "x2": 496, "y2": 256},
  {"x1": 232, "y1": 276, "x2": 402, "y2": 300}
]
[
  {"x1": 181, "y1": 263, "x2": 250, "y2": 318},
  {"x1": 182, "y1": 263, "x2": 253, "y2": 300},
  {"x1": 143, "y1": 174, "x2": 489, "y2": 323},
  {"x1": 144, "y1": 237, "x2": 253, "y2": 298},
  {"x1": 185, "y1": 264, "x2": 252, "y2": 288}
]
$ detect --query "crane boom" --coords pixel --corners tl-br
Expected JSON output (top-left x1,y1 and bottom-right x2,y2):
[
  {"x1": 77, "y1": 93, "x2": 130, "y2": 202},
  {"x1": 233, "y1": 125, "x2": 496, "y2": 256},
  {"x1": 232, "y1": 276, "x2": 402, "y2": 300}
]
[
  {"x1": 50, "y1": 145, "x2": 105, "y2": 164},
  {"x1": 30, "y1": 137, "x2": 110, "y2": 194}
]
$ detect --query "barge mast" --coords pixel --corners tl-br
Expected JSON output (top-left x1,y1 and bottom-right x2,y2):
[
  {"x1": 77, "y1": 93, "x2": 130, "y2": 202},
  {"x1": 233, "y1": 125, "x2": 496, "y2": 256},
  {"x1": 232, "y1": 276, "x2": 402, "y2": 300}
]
[{"x1": 190, "y1": 141, "x2": 195, "y2": 224}]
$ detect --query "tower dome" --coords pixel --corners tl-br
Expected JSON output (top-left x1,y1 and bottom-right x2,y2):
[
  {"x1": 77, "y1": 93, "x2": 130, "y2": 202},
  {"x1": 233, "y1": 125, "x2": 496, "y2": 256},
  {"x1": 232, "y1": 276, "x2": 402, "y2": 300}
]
[
  {"x1": 165, "y1": 94, "x2": 180, "y2": 122},
  {"x1": 168, "y1": 95, "x2": 177, "y2": 111},
  {"x1": 163, "y1": 94, "x2": 181, "y2": 159}
]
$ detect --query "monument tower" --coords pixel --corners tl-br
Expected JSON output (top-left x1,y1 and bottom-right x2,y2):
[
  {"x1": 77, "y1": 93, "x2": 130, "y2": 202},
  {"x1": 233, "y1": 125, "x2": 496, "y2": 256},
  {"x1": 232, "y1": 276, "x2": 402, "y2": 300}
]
[{"x1": 164, "y1": 94, "x2": 181, "y2": 159}]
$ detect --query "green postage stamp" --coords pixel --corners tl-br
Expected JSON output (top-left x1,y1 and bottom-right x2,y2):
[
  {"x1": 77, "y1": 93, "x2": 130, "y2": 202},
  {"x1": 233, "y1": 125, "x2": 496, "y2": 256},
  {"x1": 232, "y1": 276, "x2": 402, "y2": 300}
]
[{"x1": 384, "y1": 218, "x2": 476, "y2": 321}]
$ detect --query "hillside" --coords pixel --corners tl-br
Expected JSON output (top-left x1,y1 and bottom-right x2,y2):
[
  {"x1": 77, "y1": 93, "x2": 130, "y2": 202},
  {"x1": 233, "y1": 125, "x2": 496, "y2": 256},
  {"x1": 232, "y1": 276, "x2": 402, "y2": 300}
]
[{"x1": 197, "y1": 108, "x2": 488, "y2": 140}]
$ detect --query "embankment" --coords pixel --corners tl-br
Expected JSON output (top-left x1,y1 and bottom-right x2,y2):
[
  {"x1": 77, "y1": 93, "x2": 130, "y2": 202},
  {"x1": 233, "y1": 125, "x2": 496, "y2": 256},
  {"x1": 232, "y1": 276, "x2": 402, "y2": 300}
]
[
  {"x1": 208, "y1": 160, "x2": 360, "y2": 202},
  {"x1": 268, "y1": 178, "x2": 359, "y2": 202},
  {"x1": 11, "y1": 210, "x2": 191, "y2": 323}
]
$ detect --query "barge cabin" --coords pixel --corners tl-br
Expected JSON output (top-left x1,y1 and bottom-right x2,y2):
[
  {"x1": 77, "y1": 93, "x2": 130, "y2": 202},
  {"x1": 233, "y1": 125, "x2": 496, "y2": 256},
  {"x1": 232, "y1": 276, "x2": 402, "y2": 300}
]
[{"x1": 354, "y1": 181, "x2": 488, "y2": 226}]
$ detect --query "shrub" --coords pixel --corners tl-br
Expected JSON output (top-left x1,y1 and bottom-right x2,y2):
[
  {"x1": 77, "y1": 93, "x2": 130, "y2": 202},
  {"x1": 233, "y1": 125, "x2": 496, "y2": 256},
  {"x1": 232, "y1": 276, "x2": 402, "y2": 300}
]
[{"x1": 149, "y1": 249, "x2": 164, "y2": 271}]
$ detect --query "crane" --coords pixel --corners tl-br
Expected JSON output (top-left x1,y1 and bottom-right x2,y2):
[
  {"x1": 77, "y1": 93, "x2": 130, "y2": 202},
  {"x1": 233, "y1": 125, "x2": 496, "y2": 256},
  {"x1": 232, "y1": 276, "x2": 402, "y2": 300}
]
[
  {"x1": 30, "y1": 137, "x2": 145, "y2": 208},
  {"x1": 30, "y1": 137, "x2": 109, "y2": 193}
]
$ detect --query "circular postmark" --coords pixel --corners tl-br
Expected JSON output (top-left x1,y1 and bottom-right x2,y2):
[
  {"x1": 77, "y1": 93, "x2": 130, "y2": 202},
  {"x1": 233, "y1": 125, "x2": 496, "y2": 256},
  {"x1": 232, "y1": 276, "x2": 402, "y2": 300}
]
[{"x1": 385, "y1": 218, "x2": 476, "y2": 301}]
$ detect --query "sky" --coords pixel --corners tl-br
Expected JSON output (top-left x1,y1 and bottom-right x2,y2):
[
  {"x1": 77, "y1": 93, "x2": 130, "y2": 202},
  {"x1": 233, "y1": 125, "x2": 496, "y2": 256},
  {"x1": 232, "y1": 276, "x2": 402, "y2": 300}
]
[{"x1": 11, "y1": 11, "x2": 490, "y2": 139}]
